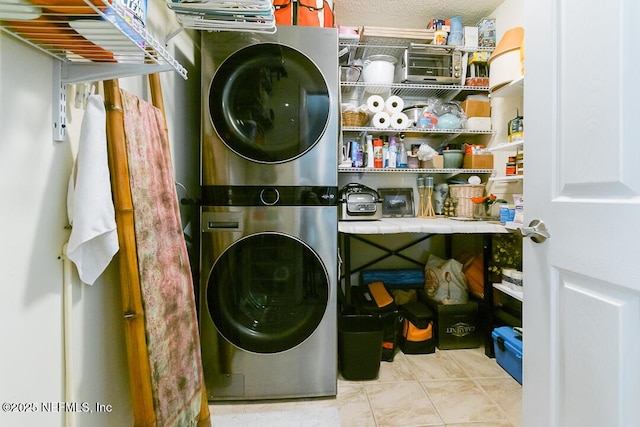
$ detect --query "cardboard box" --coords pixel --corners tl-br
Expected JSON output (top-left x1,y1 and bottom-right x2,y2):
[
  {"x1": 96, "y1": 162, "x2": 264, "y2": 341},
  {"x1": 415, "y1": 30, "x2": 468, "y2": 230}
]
[
  {"x1": 465, "y1": 117, "x2": 492, "y2": 131},
  {"x1": 461, "y1": 100, "x2": 491, "y2": 117},
  {"x1": 478, "y1": 18, "x2": 496, "y2": 47},
  {"x1": 492, "y1": 326, "x2": 523, "y2": 384},
  {"x1": 428, "y1": 19, "x2": 450, "y2": 31},
  {"x1": 420, "y1": 154, "x2": 443, "y2": 169},
  {"x1": 464, "y1": 26, "x2": 478, "y2": 47},
  {"x1": 463, "y1": 153, "x2": 494, "y2": 169}
]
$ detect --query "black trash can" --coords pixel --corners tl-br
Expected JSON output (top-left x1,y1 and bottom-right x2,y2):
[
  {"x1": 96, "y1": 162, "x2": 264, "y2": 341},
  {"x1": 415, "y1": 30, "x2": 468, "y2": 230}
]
[{"x1": 338, "y1": 314, "x2": 383, "y2": 380}]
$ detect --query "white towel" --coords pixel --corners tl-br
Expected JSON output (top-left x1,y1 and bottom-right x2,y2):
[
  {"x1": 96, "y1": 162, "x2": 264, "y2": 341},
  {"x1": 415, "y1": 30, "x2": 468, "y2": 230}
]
[{"x1": 67, "y1": 94, "x2": 119, "y2": 285}]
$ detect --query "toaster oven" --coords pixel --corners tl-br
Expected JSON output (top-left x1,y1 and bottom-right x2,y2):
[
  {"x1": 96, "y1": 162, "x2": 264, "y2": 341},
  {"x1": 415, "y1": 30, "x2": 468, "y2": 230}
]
[{"x1": 399, "y1": 43, "x2": 462, "y2": 84}]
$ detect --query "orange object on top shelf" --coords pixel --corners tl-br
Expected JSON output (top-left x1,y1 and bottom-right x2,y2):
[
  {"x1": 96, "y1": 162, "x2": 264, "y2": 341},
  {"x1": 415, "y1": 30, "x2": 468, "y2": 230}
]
[
  {"x1": 3, "y1": 16, "x2": 116, "y2": 62},
  {"x1": 28, "y1": 0, "x2": 110, "y2": 15},
  {"x1": 0, "y1": 0, "x2": 187, "y2": 80}
]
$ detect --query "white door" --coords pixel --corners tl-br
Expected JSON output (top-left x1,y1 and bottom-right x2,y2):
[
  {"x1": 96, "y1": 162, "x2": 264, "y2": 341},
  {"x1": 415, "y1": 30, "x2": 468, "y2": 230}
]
[{"x1": 524, "y1": 0, "x2": 640, "y2": 426}]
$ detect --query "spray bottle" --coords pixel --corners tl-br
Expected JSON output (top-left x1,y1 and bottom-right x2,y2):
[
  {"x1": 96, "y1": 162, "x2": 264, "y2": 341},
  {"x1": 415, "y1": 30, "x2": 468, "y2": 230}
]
[{"x1": 388, "y1": 135, "x2": 398, "y2": 168}]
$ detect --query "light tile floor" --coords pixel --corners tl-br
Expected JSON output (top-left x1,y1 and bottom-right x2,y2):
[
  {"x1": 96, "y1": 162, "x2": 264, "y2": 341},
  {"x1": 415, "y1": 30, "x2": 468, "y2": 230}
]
[{"x1": 208, "y1": 347, "x2": 522, "y2": 426}]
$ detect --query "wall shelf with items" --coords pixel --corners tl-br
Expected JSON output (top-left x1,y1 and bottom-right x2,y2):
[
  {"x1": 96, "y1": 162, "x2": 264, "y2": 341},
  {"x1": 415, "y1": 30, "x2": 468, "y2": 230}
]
[
  {"x1": 342, "y1": 126, "x2": 494, "y2": 136},
  {"x1": 0, "y1": 0, "x2": 188, "y2": 141},
  {"x1": 0, "y1": 0, "x2": 188, "y2": 83},
  {"x1": 338, "y1": 167, "x2": 493, "y2": 175},
  {"x1": 341, "y1": 81, "x2": 491, "y2": 103},
  {"x1": 339, "y1": 33, "x2": 493, "y2": 102},
  {"x1": 340, "y1": 33, "x2": 495, "y2": 171}
]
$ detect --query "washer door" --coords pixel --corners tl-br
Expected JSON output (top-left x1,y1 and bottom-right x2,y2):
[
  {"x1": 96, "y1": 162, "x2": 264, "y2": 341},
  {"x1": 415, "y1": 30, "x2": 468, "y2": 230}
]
[
  {"x1": 209, "y1": 43, "x2": 331, "y2": 163},
  {"x1": 207, "y1": 232, "x2": 329, "y2": 354}
]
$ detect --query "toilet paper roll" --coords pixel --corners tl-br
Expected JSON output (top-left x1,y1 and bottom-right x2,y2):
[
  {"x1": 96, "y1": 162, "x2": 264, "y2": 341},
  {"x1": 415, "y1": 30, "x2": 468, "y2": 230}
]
[
  {"x1": 384, "y1": 95, "x2": 404, "y2": 114},
  {"x1": 366, "y1": 95, "x2": 385, "y2": 113},
  {"x1": 372, "y1": 111, "x2": 391, "y2": 129},
  {"x1": 390, "y1": 112, "x2": 409, "y2": 129}
]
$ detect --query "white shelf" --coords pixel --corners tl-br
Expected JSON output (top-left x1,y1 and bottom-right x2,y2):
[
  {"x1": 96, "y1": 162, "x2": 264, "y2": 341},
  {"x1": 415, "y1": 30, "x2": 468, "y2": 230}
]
[
  {"x1": 341, "y1": 81, "x2": 490, "y2": 101},
  {"x1": 490, "y1": 76, "x2": 524, "y2": 99},
  {"x1": 503, "y1": 221, "x2": 523, "y2": 231},
  {"x1": 342, "y1": 126, "x2": 494, "y2": 135},
  {"x1": 489, "y1": 175, "x2": 523, "y2": 183},
  {"x1": 493, "y1": 283, "x2": 523, "y2": 302},
  {"x1": 0, "y1": 0, "x2": 188, "y2": 83},
  {"x1": 339, "y1": 217, "x2": 509, "y2": 235},
  {"x1": 488, "y1": 140, "x2": 524, "y2": 152},
  {"x1": 339, "y1": 167, "x2": 493, "y2": 174}
]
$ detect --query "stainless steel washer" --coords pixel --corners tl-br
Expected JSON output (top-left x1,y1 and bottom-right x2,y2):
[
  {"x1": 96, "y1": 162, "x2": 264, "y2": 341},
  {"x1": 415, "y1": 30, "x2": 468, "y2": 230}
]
[
  {"x1": 200, "y1": 26, "x2": 339, "y2": 401},
  {"x1": 199, "y1": 186, "x2": 338, "y2": 400},
  {"x1": 201, "y1": 26, "x2": 339, "y2": 187}
]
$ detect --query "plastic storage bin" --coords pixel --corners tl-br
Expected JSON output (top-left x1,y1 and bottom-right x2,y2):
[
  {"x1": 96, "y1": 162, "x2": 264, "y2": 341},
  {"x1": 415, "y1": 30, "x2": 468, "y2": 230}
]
[
  {"x1": 350, "y1": 284, "x2": 401, "y2": 361},
  {"x1": 338, "y1": 315, "x2": 383, "y2": 380},
  {"x1": 492, "y1": 326, "x2": 523, "y2": 384},
  {"x1": 399, "y1": 301, "x2": 436, "y2": 354}
]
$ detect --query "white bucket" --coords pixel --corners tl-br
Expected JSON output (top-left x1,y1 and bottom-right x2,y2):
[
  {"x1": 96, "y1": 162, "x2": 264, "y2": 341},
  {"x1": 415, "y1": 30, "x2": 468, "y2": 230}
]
[{"x1": 362, "y1": 54, "x2": 396, "y2": 86}]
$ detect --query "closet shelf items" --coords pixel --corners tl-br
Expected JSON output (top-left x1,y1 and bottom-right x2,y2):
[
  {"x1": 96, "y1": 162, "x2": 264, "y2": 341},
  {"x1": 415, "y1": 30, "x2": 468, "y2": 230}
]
[
  {"x1": 341, "y1": 81, "x2": 490, "y2": 101},
  {"x1": 338, "y1": 167, "x2": 493, "y2": 175},
  {"x1": 0, "y1": 0, "x2": 187, "y2": 82},
  {"x1": 343, "y1": 126, "x2": 494, "y2": 135},
  {"x1": 165, "y1": 0, "x2": 276, "y2": 35}
]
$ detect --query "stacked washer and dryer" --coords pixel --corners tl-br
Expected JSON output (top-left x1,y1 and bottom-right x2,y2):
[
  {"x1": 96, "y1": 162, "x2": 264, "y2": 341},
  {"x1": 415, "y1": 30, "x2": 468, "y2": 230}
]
[{"x1": 199, "y1": 27, "x2": 339, "y2": 401}]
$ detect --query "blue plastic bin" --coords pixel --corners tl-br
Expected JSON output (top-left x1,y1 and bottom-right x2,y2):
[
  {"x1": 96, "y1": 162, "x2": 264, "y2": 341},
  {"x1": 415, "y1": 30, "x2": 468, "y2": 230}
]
[{"x1": 492, "y1": 326, "x2": 523, "y2": 384}]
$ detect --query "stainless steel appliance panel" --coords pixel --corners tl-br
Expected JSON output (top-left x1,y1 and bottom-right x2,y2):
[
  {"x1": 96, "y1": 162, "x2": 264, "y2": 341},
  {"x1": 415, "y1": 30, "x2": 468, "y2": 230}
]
[
  {"x1": 202, "y1": 27, "x2": 339, "y2": 187},
  {"x1": 199, "y1": 203, "x2": 337, "y2": 400}
]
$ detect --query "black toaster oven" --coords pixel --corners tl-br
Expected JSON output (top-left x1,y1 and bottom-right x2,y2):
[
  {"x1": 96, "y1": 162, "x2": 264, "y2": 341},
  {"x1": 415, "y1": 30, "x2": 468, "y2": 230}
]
[{"x1": 339, "y1": 183, "x2": 382, "y2": 221}]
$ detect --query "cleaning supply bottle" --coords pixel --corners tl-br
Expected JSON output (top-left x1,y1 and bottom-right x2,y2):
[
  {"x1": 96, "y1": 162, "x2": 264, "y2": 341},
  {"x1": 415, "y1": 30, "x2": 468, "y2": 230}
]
[
  {"x1": 365, "y1": 134, "x2": 375, "y2": 168},
  {"x1": 388, "y1": 135, "x2": 398, "y2": 168},
  {"x1": 350, "y1": 140, "x2": 360, "y2": 167},
  {"x1": 382, "y1": 135, "x2": 389, "y2": 168},
  {"x1": 397, "y1": 134, "x2": 408, "y2": 168},
  {"x1": 373, "y1": 138, "x2": 383, "y2": 168}
]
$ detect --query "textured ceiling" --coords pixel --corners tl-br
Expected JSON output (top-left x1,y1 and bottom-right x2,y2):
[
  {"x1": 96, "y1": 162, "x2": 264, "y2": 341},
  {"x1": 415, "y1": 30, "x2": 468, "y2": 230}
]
[{"x1": 334, "y1": 0, "x2": 505, "y2": 29}]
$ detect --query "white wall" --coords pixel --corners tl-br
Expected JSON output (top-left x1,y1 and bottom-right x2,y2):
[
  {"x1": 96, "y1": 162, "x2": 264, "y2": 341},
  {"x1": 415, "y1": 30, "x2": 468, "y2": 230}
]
[
  {"x1": 487, "y1": 0, "x2": 525, "y2": 204},
  {"x1": 0, "y1": 1, "x2": 199, "y2": 425}
]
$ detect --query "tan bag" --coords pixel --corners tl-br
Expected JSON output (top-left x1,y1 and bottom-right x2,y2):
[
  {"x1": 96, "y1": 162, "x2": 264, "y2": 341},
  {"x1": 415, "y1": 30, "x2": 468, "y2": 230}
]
[{"x1": 424, "y1": 254, "x2": 469, "y2": 305}]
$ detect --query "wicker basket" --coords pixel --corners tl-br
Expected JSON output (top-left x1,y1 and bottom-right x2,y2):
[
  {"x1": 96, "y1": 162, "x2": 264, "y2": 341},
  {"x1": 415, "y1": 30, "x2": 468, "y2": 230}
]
[
  {"x1": 449, "y1": 184, "x2": 485, "y2": 218},
  {"x1": 342, "y1": 111, "x2": 370, "y2": 127}
]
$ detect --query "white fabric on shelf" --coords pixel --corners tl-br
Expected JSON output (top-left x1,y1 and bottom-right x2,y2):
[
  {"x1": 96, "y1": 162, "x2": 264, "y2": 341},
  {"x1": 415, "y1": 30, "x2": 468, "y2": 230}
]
[{"x1": 66, "y1": 94, "x2": 118, "y2": 285}]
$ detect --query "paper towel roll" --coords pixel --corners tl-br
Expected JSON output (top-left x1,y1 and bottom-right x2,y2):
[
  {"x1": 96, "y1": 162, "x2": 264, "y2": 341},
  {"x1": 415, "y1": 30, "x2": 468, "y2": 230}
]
[
  {"x1": 384, "y1": 95, "x2": 404, "y2": 114},
  {"x1": 366, "y1": 95, "x2": 385, "y2": 113},
  {"x1": 390, "y1": 112, "x2": 409, "y2": 129},
  {"x1": 372, "y1": 111, "x2": 391, "y2": 128}
]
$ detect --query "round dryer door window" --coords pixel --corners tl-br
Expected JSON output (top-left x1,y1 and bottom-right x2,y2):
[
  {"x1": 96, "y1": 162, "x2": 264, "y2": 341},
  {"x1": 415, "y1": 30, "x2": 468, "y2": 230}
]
[
  {"x1": 207, "y1": 232, "x2": 329, "y2": 353},
  {"x1": 209, "y1": 43, "x2": 331, "y2": 163}
]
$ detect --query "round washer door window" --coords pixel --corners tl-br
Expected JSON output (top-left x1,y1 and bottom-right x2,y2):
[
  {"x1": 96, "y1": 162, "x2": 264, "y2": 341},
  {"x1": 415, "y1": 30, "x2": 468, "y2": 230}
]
[
  {"x1": 207, "y1": 232, "x2": 329, "y2": 354},
  {"x1": 209, "y1": 43, "x2": 330, "y2": 163}
]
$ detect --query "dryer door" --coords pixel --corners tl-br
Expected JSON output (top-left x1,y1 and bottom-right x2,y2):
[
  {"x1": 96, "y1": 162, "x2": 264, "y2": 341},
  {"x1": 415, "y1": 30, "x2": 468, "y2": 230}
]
[
  {"x1": 207, "y1": 232, "x2": 329, "y2": 354},
  {"x1": 209, "y1": 43, "x2": 331, "y2": 164}
]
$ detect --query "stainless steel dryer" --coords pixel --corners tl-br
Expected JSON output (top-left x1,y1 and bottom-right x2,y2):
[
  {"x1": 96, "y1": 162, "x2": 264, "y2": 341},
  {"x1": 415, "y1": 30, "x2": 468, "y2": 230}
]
[
  {"x1": 201, "y1": 26, "x2": 339, "y2": 187},
  {"x1": 199, "y1": 186, "x2": 338, "y2": 400}
]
